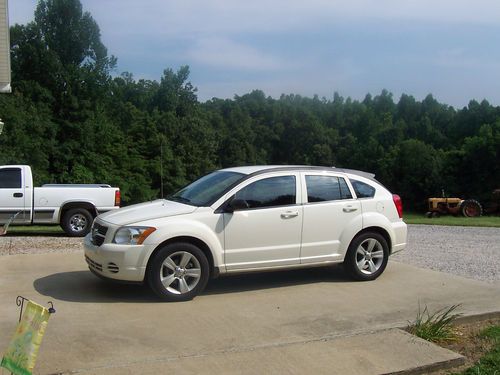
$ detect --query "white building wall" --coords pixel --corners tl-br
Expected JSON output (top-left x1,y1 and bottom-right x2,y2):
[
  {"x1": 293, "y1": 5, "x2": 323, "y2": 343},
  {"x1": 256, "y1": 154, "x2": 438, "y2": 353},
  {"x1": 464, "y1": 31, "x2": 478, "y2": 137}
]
[{"x1": 0, "y1": 0, "x2": 10, "y2": 93}]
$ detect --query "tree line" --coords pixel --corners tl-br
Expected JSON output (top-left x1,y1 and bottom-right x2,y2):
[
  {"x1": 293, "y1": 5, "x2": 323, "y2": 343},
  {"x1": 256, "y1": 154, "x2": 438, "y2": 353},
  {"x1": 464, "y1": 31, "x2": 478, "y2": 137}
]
[{"x1": 0, "y1": 0, "x2": 499, "y2": 210}]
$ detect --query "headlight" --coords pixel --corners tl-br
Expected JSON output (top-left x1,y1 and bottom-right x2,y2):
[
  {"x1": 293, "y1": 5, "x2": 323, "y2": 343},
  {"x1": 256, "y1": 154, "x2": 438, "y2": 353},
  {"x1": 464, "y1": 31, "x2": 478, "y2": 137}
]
[{"x1": 113, "y1": 227, "x2": 156, "y2": 245}]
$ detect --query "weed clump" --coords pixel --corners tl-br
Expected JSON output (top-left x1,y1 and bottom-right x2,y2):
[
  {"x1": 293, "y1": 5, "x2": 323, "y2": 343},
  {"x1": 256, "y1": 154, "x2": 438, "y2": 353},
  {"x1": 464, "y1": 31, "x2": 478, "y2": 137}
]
[{"x1": 407, "y1": 304, "x2": 462, "y2": 343}]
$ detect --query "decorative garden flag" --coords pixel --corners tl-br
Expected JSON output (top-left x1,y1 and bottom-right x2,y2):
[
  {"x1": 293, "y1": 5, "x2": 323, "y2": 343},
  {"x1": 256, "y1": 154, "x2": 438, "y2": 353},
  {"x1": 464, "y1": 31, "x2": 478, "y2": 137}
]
[{"x1": 1, "y1": 301, "x2": 51, "y2": 375}]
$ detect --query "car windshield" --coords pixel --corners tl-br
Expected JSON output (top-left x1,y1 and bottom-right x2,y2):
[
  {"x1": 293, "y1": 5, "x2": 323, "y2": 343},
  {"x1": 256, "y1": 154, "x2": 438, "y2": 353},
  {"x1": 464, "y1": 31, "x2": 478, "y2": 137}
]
[{"x1": 168, "y1": 171, "x2": 245, "y2": 206}]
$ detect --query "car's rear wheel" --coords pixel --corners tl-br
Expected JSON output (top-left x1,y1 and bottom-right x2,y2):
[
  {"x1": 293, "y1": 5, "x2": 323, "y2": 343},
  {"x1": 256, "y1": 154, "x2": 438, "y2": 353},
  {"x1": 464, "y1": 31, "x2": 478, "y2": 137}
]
[
  {"x1": 343, "y1": 232, "x2": 389, "y2": 281},
  {"x1": 147, "y1": 242, "x2": 209, "y2": 302}
]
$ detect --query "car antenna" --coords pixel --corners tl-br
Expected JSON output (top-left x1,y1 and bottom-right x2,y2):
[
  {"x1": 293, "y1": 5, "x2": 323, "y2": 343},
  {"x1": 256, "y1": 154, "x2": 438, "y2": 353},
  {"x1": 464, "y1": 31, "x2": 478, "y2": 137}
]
[{"x1": 160, "y1": 136, "x2": 164, "y2": 199}]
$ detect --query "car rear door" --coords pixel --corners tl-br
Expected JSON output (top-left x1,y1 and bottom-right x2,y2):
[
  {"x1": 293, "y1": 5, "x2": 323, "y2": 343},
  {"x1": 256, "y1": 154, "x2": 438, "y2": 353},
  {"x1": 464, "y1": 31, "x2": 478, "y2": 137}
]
[{"x1": 300, "y1": 172, "x2": 362, "y2": 263}]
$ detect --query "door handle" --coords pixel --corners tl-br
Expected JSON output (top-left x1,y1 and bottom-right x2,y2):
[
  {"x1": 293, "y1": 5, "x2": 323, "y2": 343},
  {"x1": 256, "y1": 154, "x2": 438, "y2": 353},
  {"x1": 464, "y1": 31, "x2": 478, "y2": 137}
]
[
  {"x1": 343, "y1": 206, "x2": 357, "y2": 213},
  {"x1": 13, "y1": 193, "x2": 23, "y2": 198},
  {"x1": 281, "y1": 211, "x2": 299, "y2": 219}
]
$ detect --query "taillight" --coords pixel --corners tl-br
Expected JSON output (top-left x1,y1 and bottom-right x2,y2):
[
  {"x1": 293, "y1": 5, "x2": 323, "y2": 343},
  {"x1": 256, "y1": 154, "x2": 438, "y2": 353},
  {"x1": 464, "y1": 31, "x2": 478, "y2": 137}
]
[
  {"x1": 115, "y1": 190, "x2": 121, "y2": 207},
  {"x1": 393, "y1": 194, "x2": 403, "y2": 218}
]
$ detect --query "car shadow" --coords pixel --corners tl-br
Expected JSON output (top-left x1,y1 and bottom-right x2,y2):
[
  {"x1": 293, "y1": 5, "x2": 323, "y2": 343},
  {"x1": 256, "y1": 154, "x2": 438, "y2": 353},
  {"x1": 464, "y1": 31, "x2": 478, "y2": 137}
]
[
  {"x1": 204, "y1": 265, "x2": 350, "y2": 295},
  {"x1": 33, "y1": 265, "x2": 351, "y2": 303},
  {"x1": 33, "y1": 271, "x2": 158, "y2": 303}
]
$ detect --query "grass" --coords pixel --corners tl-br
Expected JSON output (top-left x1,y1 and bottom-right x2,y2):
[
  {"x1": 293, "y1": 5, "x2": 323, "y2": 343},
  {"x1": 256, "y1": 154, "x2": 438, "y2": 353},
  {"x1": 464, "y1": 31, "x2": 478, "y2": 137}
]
[
  {"x1": 459, "y1": 324, "x2": 500, "y2": 374},
  {"x1": 6, "y1": 225, "x2": 65, "y2": 235},
  {"x1": 407, "y1": 304, "x2": 462, "y2": 343},
  {"x1": 404, "y1": 212, "x2": 500, "y2": 228}
]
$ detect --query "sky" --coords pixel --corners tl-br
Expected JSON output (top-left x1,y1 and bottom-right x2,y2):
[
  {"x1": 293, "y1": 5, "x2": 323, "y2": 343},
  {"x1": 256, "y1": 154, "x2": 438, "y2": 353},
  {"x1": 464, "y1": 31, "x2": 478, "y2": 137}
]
[{"x1": 9, "y1": 0, "x2": 500, "y2": 108}]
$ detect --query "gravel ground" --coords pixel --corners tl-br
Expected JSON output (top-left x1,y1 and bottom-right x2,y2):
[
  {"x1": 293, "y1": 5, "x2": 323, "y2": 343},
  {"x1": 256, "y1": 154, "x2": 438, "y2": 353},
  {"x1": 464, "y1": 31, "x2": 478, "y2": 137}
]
[
  {"x1": 1, "y1": 224, "x2": 499, "y2": 283},
  {"x1": 392, "y1": 224, "x2": 500, "y2": 283},
  {"x1": 0, "y1": 236, "x2": 82, "y2": 256}
]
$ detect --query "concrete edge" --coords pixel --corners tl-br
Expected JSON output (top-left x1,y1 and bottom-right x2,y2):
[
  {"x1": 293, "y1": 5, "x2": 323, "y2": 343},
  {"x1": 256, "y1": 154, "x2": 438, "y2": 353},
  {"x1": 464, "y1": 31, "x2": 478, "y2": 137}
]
[
  {"x1": 454, "y1": 310, "x2": 500, "y2": 325},
  {"x1": 386, "y1": 310, "x2": 500, "y2": 375},
  {"x1": 394, "y1": 309, "x2": 500, "y2": 332},
  {"x1": 65, "y1": 328, "x2": 467, "y2": 375},
  {"x1": 13, "y1": 314, "x2": 498, "y2": 375},
  {"x1": 383, "y1": 355, "x2": 465, "y2": 375}
]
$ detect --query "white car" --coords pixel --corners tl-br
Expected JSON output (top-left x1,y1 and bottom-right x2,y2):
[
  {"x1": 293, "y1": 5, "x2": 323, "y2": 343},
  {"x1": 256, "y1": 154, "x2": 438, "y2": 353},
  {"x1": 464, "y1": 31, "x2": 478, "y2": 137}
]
[{"x1": 84, "y1": 166, "x2": 407, "y2": 301}]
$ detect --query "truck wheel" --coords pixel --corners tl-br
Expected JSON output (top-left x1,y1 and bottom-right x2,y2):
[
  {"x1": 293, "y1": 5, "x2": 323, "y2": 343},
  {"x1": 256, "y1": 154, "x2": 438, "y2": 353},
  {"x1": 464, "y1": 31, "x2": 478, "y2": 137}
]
[
  {"x1": 461, "y1": 199, "x2": 483, "y2": 217},
  {"x1": 147, "y1": 242, "x2": 209, "y2": 302},
  {"x1": 61, "y1": 208, "x2": 93, "y2": 237},
  {"x1": 343, "y1": 232, "x2": 389, "y2": 281}
]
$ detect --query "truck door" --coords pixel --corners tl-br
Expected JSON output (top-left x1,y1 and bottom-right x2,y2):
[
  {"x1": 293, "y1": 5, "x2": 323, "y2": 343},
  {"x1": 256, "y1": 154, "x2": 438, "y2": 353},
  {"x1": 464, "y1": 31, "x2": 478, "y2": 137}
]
[{"x1": 0, "y1": 166, "x2": 30, "y2": 224}]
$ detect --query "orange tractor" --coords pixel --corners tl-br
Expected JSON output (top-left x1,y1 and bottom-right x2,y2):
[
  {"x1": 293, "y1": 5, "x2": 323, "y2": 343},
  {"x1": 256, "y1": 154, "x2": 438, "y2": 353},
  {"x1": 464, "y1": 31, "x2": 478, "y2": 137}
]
[{"x1": 426, "y1": 189, "x2": 500, "y2": 218}]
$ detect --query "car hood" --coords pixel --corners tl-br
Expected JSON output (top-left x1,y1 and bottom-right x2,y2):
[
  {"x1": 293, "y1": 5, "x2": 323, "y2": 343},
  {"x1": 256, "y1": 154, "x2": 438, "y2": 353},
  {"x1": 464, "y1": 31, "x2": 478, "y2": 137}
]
[{"x1": 98, "y1": 199, "x2": 197, "y2": 226}]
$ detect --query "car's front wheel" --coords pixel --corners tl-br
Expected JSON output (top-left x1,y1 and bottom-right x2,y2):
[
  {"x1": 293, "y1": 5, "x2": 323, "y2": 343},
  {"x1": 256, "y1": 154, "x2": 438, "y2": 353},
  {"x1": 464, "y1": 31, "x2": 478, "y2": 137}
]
[
  {"x1": 147, "y1": 242, "x2": 209, "y2": 302},
  {"x1": 343, "y1": 232, "x2": 389, "y2": 281}
]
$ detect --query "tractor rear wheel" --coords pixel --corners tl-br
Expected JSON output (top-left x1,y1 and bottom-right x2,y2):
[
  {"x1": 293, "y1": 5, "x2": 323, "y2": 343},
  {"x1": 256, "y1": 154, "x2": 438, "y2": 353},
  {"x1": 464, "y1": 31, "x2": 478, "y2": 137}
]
[{"x1": 461, "y1": 199, "x2": 483, "y2": 217}]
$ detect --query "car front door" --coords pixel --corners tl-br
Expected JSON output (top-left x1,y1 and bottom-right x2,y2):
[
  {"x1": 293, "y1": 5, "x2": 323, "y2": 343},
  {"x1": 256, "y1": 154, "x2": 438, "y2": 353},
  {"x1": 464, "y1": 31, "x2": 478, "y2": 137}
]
[
  {"x1": 300, "y1": 173, "x2": 362, "y2": 263},
  {"x1": 222, "y1": 173, "x2": 302, "y2": 270}
]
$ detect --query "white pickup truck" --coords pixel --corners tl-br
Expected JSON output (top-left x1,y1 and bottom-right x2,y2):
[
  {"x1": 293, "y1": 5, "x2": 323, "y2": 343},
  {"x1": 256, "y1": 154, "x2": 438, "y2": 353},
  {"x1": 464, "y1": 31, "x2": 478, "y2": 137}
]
[{"x1": 0, "y1": 165, "x2": 120, "y2": 236}]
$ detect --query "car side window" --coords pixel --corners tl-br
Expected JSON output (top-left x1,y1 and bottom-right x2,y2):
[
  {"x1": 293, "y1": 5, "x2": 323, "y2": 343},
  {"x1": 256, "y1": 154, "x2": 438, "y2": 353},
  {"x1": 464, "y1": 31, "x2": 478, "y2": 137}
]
[
  {"x1": 351, "y1": 179, "x2": 376, "y2": 198},
  {"x1": 305, "y1": 175, "x2": 352, "y2": 202},
  {"x1": 0, "y1": 168, "x2": 22, "y2": 189},
  {"x1": 234, "y1": 176, "x2": 296, "y2": 209},
  {"x1": 339, "y1": 178, "x2": 353, "y2": 199}
]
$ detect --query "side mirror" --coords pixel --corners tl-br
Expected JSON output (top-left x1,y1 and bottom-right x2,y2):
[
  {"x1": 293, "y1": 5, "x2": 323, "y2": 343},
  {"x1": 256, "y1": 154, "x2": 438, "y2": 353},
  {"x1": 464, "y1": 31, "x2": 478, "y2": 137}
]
[{"x1": 225, "y1": 198, "x2": 249, "y2": 213}]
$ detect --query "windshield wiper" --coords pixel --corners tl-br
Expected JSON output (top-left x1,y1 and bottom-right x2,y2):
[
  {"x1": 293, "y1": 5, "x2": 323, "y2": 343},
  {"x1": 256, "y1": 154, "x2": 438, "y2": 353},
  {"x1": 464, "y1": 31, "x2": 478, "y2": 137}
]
[{"x1": 167, "y1": 196, "x2": 192, "y2": 204}]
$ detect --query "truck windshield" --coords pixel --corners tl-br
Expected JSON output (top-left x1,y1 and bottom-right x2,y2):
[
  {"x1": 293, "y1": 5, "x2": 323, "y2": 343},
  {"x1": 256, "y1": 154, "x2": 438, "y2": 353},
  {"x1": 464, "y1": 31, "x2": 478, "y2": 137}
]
[{"x1": 168, "y1": 171, "x2": 245, "y2": 207}]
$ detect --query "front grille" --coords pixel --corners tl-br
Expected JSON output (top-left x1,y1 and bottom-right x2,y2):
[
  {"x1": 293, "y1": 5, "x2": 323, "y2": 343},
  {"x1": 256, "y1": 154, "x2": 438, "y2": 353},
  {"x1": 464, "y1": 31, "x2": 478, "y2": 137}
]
[
  {"x1": 85, "y1": 255, "x2": 103, "y2": 272},
  {"x1": 91, "y1": 222, "x2": 108, "y2": 246},
  {"x1": 107, "y1": 263, "x2": 119, "y2": 273}
]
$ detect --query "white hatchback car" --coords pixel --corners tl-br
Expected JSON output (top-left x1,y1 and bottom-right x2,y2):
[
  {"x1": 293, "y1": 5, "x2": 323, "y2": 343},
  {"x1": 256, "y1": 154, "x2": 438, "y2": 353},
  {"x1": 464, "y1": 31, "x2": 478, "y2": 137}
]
[{"x1": 84, "y1": 166, "x2": 407, "y2": 301}]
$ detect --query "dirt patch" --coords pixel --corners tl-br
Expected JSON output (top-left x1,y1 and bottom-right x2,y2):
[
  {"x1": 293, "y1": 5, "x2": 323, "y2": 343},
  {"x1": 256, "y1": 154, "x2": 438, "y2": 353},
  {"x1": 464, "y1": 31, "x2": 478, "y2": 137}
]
[{"x1": 425, "y1": 317, "x2": 500, "y2": 374}]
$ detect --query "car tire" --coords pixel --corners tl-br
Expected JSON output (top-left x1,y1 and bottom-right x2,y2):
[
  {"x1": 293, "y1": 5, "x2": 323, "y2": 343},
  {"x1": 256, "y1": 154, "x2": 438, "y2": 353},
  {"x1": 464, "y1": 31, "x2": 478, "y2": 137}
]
[
  {"x1": 343, "y1": 232, "x2": 389, "y2": 281},
  {"x1": 61, "y1": 208, "x2": 93, "y2": 237},
  {"x1": 147, "y1": 242, "x2": 209, "y2": 302}
]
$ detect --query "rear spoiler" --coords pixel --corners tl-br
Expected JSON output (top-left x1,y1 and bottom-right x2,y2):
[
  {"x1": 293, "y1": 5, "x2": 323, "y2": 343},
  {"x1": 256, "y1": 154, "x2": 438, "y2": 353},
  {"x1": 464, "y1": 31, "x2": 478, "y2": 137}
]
[{"x1": 332, "y1": 168, "x2": 376, "y2": 181}]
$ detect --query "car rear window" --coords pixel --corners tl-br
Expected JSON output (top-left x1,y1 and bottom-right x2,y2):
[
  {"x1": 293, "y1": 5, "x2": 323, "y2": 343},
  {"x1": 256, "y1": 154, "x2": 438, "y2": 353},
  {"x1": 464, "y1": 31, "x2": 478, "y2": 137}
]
[
  {"x1": 305, "y1": 175, "x2": 353, "y2": 202},
  {"x1": 351, "y1": 179, "x2": 376, "y2": 198}
]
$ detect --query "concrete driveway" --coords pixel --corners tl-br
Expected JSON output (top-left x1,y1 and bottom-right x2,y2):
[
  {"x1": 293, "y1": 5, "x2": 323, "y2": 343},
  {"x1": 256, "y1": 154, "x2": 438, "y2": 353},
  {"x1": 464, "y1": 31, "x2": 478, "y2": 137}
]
[{"x1": 1, "y1": 252, "x2": 499, "y2": 374}]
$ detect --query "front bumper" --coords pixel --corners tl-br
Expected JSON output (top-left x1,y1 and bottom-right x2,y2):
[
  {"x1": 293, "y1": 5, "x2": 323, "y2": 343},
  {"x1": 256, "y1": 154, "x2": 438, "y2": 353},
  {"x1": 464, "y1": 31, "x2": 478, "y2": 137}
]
[{"x1": 83, "y1": 234, "x2": 152, "y2": 282}]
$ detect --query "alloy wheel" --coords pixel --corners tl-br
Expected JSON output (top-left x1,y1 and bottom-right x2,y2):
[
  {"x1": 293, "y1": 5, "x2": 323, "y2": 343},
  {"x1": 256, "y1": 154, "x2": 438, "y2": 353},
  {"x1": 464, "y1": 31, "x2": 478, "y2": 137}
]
[
  {"x1": 160, "y1": 251, "x2": 202, "y2": 294},
  {"x1": 355, "y1": 238, "x2": 385, "y2": 275},
  {"x1": 69, "y1": 214, "x2": 87, "y2": 232}
]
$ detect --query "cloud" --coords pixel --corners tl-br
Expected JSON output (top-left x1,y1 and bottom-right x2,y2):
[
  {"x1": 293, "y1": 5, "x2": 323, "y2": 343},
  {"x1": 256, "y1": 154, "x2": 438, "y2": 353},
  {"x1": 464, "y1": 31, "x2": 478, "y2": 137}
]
[
  {"x1": 186, "y1": 37, "x2": 285, "y2": 71},
  {"x1": 81, "y1": 0, "x2": 500, "y2": 39},
  {"x1": 432, "y1": 48, "x2": 500, "y2": 70},
  {"x1": 12, "y1": 1, "x2": 500, "y2": 38},
  {"x1": 9, "y1": 0, "x2": 500, "y2": 108},
  {"x1": 9, "y1": 0, "x2": 37, "y2": 26},
  {"x1": 5, "y1": 0, "x2": 490, "y2": 41},
  {"x1": 194, "y1": 57, "x2": 365, "y2": 101}
]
